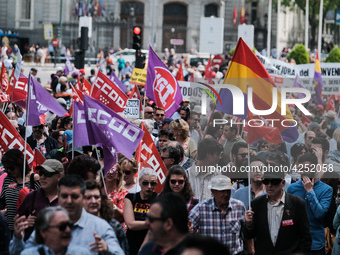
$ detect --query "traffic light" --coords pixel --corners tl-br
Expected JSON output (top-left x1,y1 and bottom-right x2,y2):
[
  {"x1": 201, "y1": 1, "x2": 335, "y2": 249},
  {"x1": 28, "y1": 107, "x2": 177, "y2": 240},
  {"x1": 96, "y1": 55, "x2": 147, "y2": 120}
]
[{"x1": 132, "y1": 26, "x2": 142, "y2": 51}]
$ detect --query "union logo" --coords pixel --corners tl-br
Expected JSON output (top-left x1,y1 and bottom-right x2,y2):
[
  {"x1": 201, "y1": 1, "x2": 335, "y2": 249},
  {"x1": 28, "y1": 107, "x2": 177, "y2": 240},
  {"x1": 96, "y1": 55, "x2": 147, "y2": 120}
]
[{"x1": 153, "y1": 67, "x2": 177, "y2": 111}]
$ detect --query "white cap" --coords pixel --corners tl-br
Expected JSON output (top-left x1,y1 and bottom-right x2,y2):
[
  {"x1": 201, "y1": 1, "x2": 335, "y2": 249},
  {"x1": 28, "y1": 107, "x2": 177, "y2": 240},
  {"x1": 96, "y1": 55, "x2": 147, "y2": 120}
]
[{"x1": 208, "y1": 175, "x2": 234, "y2": 190}]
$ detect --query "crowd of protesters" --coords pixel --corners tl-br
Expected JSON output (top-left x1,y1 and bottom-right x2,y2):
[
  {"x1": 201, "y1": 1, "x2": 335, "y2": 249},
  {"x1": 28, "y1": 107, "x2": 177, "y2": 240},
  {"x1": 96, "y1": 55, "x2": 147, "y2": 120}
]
[{"x1": 1, "y1": 48, "x2": 340, "y2": 255}]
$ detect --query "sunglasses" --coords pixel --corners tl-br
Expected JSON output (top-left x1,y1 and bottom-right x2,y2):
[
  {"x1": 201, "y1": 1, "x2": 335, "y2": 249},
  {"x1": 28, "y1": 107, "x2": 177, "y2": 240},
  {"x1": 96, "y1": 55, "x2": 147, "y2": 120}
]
[
  {"x1": 146, "y1": 214, "x2": 166, "y2": 223},
  {"x1": 262, "y1": 179, "x2": 282, "y2": 185},
  {"x1": 123, "y1": 170, "x2": 132, "y2": 175},
  {"x1": 142, "y1": 181, "x2": 157, "y2": 187},
  {"x1": 260, "y1": 145, "x2": 268, "y2": 148},
  {"x1": 159, "y1": 139, "x2": 168, "y2": 143},
  {"x1": 238, "y1": 153, "x2": 248, "y2": 158},
  {"x1": 49, "y1": 221, "x2": 73, "y2": 231},
  {"x1": 85, "y1": 195, "x2": 101, "y2": 200},
  {"x1": 170, "y1": 180, "x2": 185, "y2": 185},
  {"x1": 145, "y1": 112, "x2": 154, "y2": 114},
  {"x1": 161, "y1": 157, "x2": 173, "y2": 160},
  {"x1": 39, "y1": 170, "x2": 58, "y2": 178},
  {"x1": 156, "y1": 114, "x2": 165, "y2": 117}
]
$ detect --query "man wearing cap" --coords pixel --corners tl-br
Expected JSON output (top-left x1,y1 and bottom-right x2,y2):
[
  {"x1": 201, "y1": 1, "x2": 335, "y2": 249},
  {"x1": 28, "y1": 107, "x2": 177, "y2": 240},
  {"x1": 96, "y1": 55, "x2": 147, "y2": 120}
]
[
  {"x1": 30, "y1": 68, "x2": 38, "y2": 77},
  {"x1": 159, "y1": 118, "x2": 172, "y2": 131},
  {"x1": 16, "y1": 159, "x2": 63, "y2": 240},
  {"x1": 27, "y1": 122, "x2": 59, "y2": 158},
  {"x1": 189, "y1": 175, "x2": 247, "y2": 255},
  {"x1": 244, "y1": 171, "x2": 311, "y2": 254},
  {"x1": 325, "y1": 110, "x2": 339, "y2": 129}
]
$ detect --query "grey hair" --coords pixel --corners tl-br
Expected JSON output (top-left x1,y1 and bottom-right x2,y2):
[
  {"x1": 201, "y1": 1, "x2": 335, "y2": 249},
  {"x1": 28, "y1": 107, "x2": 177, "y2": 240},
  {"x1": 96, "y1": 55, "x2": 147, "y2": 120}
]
[
  {"x1": 141, "y1": 119, "x2": 154, "y2": 134},
  {"x1": 308, "y1": 122, "x2": 320, "y2": 131},
  {"x1": 35, "y1": 206, "x2": 69, "y2": 244},
  {"x1": 139, "y1": 167, "x2": 157, "y2": 181}
]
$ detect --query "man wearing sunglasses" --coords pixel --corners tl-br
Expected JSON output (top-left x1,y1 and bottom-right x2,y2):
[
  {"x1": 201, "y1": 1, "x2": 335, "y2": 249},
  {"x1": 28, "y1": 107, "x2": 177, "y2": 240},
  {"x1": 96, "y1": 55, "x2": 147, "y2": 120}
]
[
  {"x1": 10, "y1": 175, "x2": 124, "y2": 255},
  {"x1": 244, "y1": 171, "x2": 312, "y2": 255},
  {"x1": 161, "y1": 146, "x2": 181, "y2": 170},
  {"x1": 288, "y1": 153, "x2": 332, "y2": 254},
  {"x1": 153, "y1": 107, "x2": 166, "y2": 137},
  {"x1": 144, "y1": 106, "x2": 155, "y2": 120},
  {"x1": 20, "y1": 206, "x2": 90, "y2": 255},
  {"x1": 139, "y1": 193, "x2": 189, "y2": 255},
  {"x1": 16, "y1": 159, "x2": 63, "y2": 241}
]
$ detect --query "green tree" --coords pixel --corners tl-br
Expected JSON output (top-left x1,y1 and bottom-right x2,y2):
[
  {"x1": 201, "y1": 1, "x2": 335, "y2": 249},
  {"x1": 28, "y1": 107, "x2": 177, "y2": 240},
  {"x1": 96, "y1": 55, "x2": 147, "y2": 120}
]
[
  {"x1": 281, "y1": 0, "x2": 338, "y2": 50},
  {"x1": 287, "y1": 44, "x2": 310, "y2": 64},
  {"x1": 324, "y1": 45, "x2": 340, "y2": 62}
]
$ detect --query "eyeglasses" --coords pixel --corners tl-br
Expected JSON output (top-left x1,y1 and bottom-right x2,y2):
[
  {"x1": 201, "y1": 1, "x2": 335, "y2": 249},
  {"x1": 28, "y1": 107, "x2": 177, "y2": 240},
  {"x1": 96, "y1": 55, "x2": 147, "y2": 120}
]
[
  {"x1": 145, "y1": 112, "x2": 154, "y2": 114},
  {"x1": 85, "y1": 195, "x2": 101, "y2": 200},
  {"x1": 123, "y1": 170, "x2": 132, "y2": 175},
  {"x1": 156, "y1": 114, "x2": 165, "y2": 117},
  {"x1": 146, "y1": 214, "x2": 166, "y2": 223},
  {"x1": 307, "y1": 137, "x2": 314, "y2": 140},
  {"x1": 49, "y1": 221, "x2": 73, "y2": 231},
  {"x1": 238, "y1": 153, "x2": 248, "y2": 158},
  {"x1": 192, "y1": 118, "x2": 200, "y2": 122},
  {"x1": 159, "y1": 139, "x2": 168, "y2": 143},
  {"x1": 262, "y1": 179, "x2": 282, "y2": 185},
  {"x1": 60, "y1": 193, "x2": 81, "y2": 200},
  {"x1": 39, "y1": 170, "x2": 58, "y2": 178},
  {"x1": 142, "y1": 181, "x2": 157, "y2": 187},
  {"x1": 170, "y1": 179, "x2": 185, "y2": 185}
]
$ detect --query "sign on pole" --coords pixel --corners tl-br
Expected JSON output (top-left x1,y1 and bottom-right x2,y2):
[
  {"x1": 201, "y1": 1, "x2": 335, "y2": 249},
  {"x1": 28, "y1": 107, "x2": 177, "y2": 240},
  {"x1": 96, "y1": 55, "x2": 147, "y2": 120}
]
[
  {"x1": 124, "y1": 99, "x2": 140, "y2": 118},
  {"x1": 44, "y1": 24, "x2": 53, "y2": 40},
  {"x1": 238, "y1": 24, "x2": 254, "y2": 50},
  {"x1": 79, "y1": 16, "x2": 93, "y2": 38},
  {"x1": 199, "y1": 17, "x2": 224, "y2": 54}
]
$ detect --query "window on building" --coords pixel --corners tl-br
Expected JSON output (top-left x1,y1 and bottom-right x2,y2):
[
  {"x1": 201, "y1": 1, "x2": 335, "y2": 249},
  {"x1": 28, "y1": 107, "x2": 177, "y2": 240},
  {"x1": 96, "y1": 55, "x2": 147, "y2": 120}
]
[
  {"x1": 21, "y1": 0, "x2": 31, "y2": 19},
  {"x1": 204, "y1": 4, "x2": 218, "y2": 17}
]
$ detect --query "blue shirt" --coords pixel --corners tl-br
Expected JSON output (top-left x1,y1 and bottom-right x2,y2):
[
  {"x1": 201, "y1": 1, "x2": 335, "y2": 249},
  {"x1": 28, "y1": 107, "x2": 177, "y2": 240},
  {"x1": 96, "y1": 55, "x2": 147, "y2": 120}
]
[
  {"x1": 287, "y1": 180, "x2": 332, "y2": 250},
  {"x1": 10, "y1": 209, "x2": 124, "y2": 255},
  {"x1": 232, "y1": 186, "x2": 266, "y2": 210},
  {"x1": 21, "y1": 244, "x2": 90, "y2": 255}
]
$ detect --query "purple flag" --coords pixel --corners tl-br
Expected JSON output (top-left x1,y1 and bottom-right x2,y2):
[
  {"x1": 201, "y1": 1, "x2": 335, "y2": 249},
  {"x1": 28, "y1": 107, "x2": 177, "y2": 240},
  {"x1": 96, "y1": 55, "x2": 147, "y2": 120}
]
[
  {"x1": 27, "y1": 75, "x2": 67, "y2": 126},
  {"x1": 82, "y1": 95, "x2": 144, "y2": 159},
  {"x1": 64, "y1": 55, "x2": 74, "y2": 76},
  {"x1": 215, "y1": 88, "x2": 248, "y2": 119},
  {"x1": 145, "y1": 45, "x2": 182, "y2": 118},
  {"x1": 73, "y1": 101, "x2": 117, "y2": 174},
  {"x1": 293, "y1": 74, "x2": 310, "y2": 100},
  {"x1": 109, "y1": 71, "x2": 127, "y2": 93}
]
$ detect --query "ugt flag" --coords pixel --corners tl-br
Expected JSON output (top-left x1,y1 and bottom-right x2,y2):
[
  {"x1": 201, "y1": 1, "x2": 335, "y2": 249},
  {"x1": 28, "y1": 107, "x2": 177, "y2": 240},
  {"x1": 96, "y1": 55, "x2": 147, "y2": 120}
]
[
  {"x1": 27, "y1": 75, "x2": 67, "y2": 126},
  {"x1": 145, "y1": 45, "x2": 182, "y2": 118},
  {"x1": 314, "y1": 51, "x2": 324, "y2": 105}
]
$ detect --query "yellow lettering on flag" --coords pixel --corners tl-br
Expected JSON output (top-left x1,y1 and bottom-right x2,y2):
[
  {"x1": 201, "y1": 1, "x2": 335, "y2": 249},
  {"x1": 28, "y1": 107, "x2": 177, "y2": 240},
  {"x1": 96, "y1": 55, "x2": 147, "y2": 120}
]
[{"x1": 130, "y1": 68, "x2": 147, "y2": 86}]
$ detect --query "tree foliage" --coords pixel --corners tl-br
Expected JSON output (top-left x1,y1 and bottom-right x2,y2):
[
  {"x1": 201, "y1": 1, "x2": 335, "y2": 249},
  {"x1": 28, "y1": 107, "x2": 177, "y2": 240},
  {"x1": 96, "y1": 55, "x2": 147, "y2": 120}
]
[
  {"x1": 286, "y1": 44, "x2": 310, "y2": 64},
  {"x1": 324, "y1": 45, "x2": 340, "y2": 63}
]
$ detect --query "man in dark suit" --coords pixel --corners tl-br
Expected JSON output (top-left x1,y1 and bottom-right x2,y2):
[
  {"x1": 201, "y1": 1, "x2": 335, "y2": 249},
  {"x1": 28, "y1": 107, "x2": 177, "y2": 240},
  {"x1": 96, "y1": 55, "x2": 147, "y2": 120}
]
[{"x1": 244, "y1": 171, "x2": 311, "y2": 255}]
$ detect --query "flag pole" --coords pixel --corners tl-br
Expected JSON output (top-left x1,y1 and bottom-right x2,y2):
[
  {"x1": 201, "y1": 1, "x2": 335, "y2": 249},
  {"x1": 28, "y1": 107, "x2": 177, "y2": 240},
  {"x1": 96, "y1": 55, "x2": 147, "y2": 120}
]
[
  {"x1": 317, "y1": 0, "x2": 323, "y2": 57},
  {"x1": 305, "y1": 0, "x2": 309, "y2": 50},
  {"x1": 95, "y1": 146, "x2": 108, "y2": 195},
  {"x1": 23, "y1": 74, "x2": 32, "y2": 188},
  {"x1": 72, "y1": 99, "x2": 75, "y2": 160},
  {"x1": 248, "y1": 136, "x2": 251, "y2": 210},
  {"x1": 267, "y1": 0, "x2": 272, "y2": 57},
  {"x1": 276, "y1": 0, "x2": 281, "y2": 59}
]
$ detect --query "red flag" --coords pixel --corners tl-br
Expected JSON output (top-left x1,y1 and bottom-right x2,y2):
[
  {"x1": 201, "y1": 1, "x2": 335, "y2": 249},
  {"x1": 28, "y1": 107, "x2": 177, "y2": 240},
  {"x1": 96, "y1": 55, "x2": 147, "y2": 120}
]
[
  {"x1": 8, "y1": 69, "x2": 15, "y2": 98},
  {"x1": 176, "y1": 64, "x2": 184, "y2": 81},
  {"x1": 0, "y1": 61, "x2": 9, "y2": 93},
  {"x1": 135, "y1": 123, "x2": 168, "y2": 193},
  {"x1": 233, "y1": 6, "x2": 237, "y2": 27},
  {"x1": 0, "y1": 90, "x2": 9, "y2": 103},
  {"x1": 90, "y1": 70, "x2": 128, "y2": 113},
  {"x1": 128, "y1": 85, "x2": 143, "y2": 111},
  {"x1": 11, "y1": 73, "x2": 28, "y2": 109},
  {"x1": 81, "y1": 78, "x2": 92, "y2": 96},
  {"x1": 69, "y1": 85, "x2": 84, "y2": 117},
  {"x1": 205, "y1": 59, "x2": 213, "y2": 84},
  {"x1": 301, "y1": 115, "x2": 312, "y2": 128},
  {"x1": 326, "y1": 94, "x2": 335, "y2": 112},
  {"x1": 0, "y1": 111, "x2": 34, "y2": 167},
  {"x1": 32, "y1": 148, "x2": 46, "y2": 173},
  {"x1": 245, "y1": 111, "x2": 283, "y2": 144},
  {"x1": 240, "y1": 6, "x2": 245, "y2": 24}
]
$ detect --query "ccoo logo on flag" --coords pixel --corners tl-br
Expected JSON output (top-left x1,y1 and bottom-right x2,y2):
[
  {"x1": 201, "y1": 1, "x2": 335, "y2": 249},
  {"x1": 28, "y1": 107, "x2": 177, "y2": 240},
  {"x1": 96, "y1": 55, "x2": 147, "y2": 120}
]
[{"x1": 153, "y1": 67, "x2": 177, "y2": 111}]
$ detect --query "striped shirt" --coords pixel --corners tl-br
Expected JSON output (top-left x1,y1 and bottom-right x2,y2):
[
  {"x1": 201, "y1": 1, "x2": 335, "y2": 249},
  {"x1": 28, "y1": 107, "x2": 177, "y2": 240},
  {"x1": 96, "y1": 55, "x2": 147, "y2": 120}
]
[
  {"x1": 189, "y1": 197, "x2": 245, "y2": 255},
  {"x1": 0, "y1": 175, "x2": 40, "y2": 231},
  {"x1": 267, "y1": 192, "x2": 285, "y2": 246}
]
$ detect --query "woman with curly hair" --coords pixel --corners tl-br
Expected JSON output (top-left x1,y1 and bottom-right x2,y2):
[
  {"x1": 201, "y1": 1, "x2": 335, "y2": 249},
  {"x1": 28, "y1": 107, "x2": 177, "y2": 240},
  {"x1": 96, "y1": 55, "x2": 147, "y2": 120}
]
[
  {"x1": 84, "y1": 180, "x2": 129, "y2": 254},
  {"x1": 119, "y1": 157, "x2": 140, "y2": 193},
  {"x1": 66, "y1": 154, "x2": 101, "y2": 180},
  {"x1": 162, "y1": 165, "x2": 198, "y2": 213},
  {"x1": 170, "y1": 118, "x2": 197, "y2": 159}
]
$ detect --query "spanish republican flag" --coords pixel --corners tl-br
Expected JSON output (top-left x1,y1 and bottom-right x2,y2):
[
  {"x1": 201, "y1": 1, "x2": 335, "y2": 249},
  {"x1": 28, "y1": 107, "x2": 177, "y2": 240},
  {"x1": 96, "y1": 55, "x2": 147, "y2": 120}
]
[
  {"x1": 216, "y1": 38, "x2": 299, "y2": 143},
  {"x1": 314, "y1": 51, "x2": 324, "y2": 105}
]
